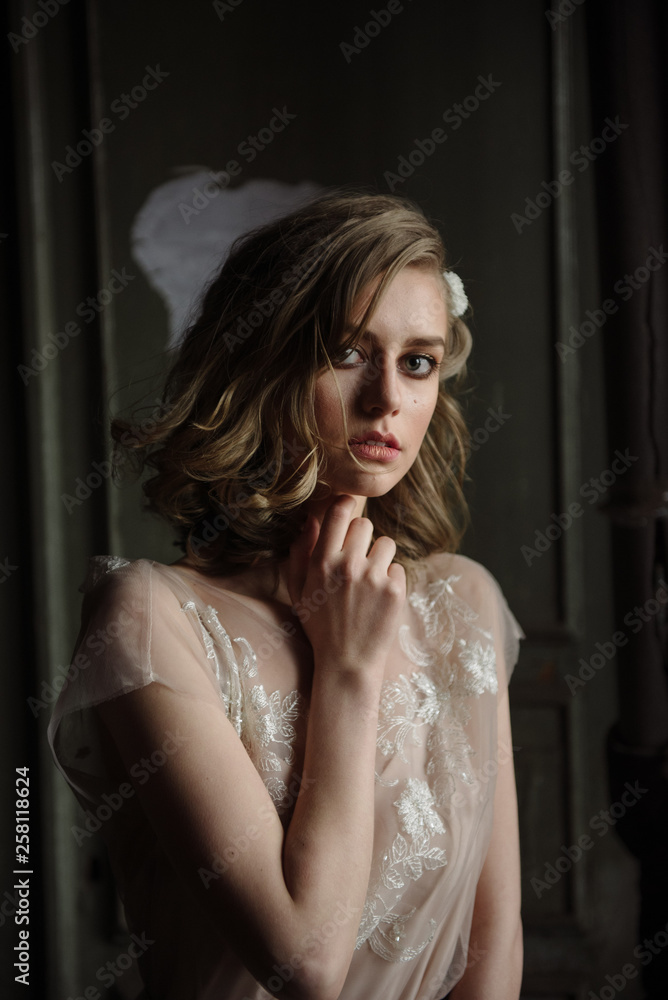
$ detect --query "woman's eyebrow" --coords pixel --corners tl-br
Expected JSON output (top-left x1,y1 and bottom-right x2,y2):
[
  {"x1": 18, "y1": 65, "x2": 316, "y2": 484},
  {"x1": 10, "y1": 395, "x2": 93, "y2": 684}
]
[{"x1": 346, "y1": 329, "x2": 447, "y2": 349}]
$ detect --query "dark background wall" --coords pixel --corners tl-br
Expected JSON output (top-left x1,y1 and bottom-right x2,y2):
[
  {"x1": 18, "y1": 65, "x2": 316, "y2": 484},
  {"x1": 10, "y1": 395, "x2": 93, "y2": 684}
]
[{"x1": 1, "y1": 1, "x2": 648, "y2": 998}]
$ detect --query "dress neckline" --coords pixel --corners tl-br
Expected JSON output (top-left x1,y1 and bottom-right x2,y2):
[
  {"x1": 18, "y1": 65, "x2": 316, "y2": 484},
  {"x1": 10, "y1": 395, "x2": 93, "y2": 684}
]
[{"x1": 159, "y1": 561, "x2": 313, "y2": 652}]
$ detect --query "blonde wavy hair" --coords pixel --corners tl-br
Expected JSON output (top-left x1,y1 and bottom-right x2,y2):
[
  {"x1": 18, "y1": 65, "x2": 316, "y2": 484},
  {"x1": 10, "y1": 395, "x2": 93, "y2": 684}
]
[{"x1": 111, "y1": 188, "x2": 474, "y2": 591}]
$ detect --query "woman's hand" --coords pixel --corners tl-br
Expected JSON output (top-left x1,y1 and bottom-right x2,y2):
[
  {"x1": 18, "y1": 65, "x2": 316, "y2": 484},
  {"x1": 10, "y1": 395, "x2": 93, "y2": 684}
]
[{"x1": 286, "y1": 495, "x2": 407, "y2": 673}]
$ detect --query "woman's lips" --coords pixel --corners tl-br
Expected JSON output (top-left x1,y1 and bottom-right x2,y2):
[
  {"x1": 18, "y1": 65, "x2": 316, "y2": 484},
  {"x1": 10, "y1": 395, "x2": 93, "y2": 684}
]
[
  {"x1": 349, "y1": 432, "x2": 400, "y2": 449},
  {"x1": 348, "y1": 441, "x2": 401, "y2": 462}
]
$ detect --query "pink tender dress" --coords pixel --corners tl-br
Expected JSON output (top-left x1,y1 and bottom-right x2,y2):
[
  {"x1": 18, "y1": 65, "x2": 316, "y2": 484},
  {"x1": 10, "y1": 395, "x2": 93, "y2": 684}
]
[{"x1": 48, "y1": 550, "x2": 524, "y2": 1000}]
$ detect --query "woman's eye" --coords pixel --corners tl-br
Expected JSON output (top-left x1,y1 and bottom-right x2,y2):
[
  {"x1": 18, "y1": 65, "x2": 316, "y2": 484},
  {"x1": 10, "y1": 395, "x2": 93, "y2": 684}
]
[
  {"x1": 335, "y1": 347, "x2": 363, "y2": 366},
  {"x1": 333, "y1": 349, "x2": 440, "y2": 378},
  {"x1": 403, "y1": 354, "x2": 439, "y2": 377}
]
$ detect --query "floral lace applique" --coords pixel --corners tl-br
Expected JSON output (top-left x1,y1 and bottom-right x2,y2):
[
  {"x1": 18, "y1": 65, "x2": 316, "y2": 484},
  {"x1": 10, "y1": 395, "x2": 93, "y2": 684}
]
[
  {"x1": 357, "y1": 901, "x2": 438, "y2": 963},
  {"x1": 394, "y1": 779, "x2": 446, "y2": 840},
  {"x1": 180, "y1": 601, "x2": 306, "y2": 810},
  {"x1": 380, "y1": 829, "x2": 447, "y2": 891},
  {"x1": 243, "y1": 688, "x2": 303, "y2": 767},
  {"x1": 82, "y1": 555, "x2": 132, "y2": 593},
  {"x1": 375, "y1": 574, "x2": 497, "y2": 794},
  {"x1": 181, "y1": 600, "x2": 225, "y2": 678},
  {"x1": 425, "y1": 716, "x2": 478, "y2": 807},
  {"x1": 243, "y1": 687, "x2": 305, "y2": 810},
  {"x1": 357, "y1": 779, "x2": 449, "y2": 961},
  {"x1": 360, "y1": 574, "x2": 499, "y2": 964},
  {"x1": 458, "y1": 637, "x2": 498, "y2": 696},
  {"x1": 402, "y1": 575, "x2": 495, "y2": 675},
  {"x1": 377, "y1": 672, "x2": 448, "y2": 763},
  {"x1": 180, "y1": 568, "x2": 500, "y2": 967},
  {"x1": 180, "y1": 602, "x2": 246, "y2": 732}
]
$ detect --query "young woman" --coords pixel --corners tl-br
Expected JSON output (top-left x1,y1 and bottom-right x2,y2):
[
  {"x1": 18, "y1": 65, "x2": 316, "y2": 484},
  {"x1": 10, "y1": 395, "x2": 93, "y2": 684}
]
[{"x1": 48, "y1": 190, "x2": 525, "y2": 1000}]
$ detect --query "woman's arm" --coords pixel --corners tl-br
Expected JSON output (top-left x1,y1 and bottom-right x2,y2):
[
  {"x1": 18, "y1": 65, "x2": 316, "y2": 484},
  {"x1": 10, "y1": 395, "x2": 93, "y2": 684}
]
[
  {"x1": 449, "y1": 687, "x2": 523, "y2": 1000},
  {"x1": 96, "y1": 496, "x2": 405, "y2": 1000}
]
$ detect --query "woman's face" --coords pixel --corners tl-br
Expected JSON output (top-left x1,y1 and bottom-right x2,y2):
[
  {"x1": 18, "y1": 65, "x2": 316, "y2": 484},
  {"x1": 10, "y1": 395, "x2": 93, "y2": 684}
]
[{"x1": 313, "y1": 265, "x2": 448, "y2": 502}]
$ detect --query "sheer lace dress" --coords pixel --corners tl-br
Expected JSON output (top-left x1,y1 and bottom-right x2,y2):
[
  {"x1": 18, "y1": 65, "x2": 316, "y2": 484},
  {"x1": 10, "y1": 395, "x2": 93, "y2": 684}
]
[{"x1": 48, "y1": 551, "x2": 524, "y2": 1000}]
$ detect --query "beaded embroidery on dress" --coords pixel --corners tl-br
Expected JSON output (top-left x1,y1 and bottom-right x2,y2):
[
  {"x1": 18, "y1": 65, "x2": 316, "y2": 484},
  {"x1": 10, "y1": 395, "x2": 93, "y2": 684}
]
[
  {"x1": 48, "y1": 552, "x2": 524, "y2": 1000},
  {"x1": 355, "y1": 571, "x2": 504, "y2": 965},
  {"x1": 181, "y1": 597, "x2": 307, "y2": 811}
]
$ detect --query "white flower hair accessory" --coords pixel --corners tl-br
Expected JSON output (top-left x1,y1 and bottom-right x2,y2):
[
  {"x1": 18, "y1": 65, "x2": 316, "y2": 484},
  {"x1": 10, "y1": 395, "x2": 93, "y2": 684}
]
[{"x1": 442, "y1": 270, "x2": 469, "y2": 318}]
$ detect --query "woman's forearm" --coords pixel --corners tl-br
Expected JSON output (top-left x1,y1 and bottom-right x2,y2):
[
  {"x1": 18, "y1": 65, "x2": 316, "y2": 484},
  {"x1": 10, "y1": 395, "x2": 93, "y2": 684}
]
[{"x1": 281, "y1": 660, "x2": 384, "y2": 994}]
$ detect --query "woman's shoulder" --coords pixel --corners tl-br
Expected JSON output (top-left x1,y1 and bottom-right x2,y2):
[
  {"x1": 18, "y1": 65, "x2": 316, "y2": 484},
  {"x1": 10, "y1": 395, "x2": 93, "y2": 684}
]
[
  {"x1": 68, "y1": 555, "x2": 233, "y2": 707},
  {"x1": 76, "y1": 555, "x2": 208, "y2": 642},
  {"x1": 81, "y1": 554, "x2": 259, "y2": 599},
  {"x1": 421, "y1": 549, "x2": 502, "y2": 593},
  {"x1": 421, "y1": 550, "x2": 525, "y2": 642},
  {"x1": 78, "y1": 553, "x2": 154, "y2": 594},
  {"x1": 77, "y1": 555, "x2": 302, "y2": 660},
  {"x1": 79, "y1": 554, "x2": 199, "y2": 602}
]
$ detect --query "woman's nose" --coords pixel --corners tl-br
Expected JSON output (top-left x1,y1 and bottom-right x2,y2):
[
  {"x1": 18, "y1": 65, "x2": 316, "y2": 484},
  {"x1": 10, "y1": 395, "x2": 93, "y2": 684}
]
[{"x1": 359, "y1": 357, "x2": 402, "y2": 414}]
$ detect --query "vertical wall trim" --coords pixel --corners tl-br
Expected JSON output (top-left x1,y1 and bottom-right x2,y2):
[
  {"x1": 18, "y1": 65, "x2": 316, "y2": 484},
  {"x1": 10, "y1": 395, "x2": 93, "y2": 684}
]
[
  {"x1": 552, "y1": 8, "x2": 587, "y2": 926},
  {"x1": 86, "y1": 0, "x2": 120, "y2": 559},
  {"x1": 552, "y1": 13, "x2": 584, "y2": 638},
  {"x1": 12, "y1": 9, "x2": 79, "y2": 998}
]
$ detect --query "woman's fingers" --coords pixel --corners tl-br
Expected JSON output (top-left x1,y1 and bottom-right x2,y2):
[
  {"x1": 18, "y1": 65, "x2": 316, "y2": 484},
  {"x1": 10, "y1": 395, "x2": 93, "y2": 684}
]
[
  {"x1": 287, "y1": 498, "x2": 406, "y2": 669},
  {"x1": 284, "y1": 495, "x2": 407, "y2": 670},
  {"x1": 386, "y1": 559, "x2": 407, "y2": 598},
  {"x1": 365, "y1": 533, "x2": 397, "y2": 566},
  {"x1": 310, "y1": 495, "x2": 358, "y2": 561}
]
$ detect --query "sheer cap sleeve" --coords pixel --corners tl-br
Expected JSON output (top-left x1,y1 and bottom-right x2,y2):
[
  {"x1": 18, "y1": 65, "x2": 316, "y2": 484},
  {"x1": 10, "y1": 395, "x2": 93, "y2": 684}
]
[
  {"x1": 47, "y1": 556, "x2": 228, "y2": 803},
  {"x1": 427, "y1": 552, "x2": 525, "y2": 693},
  {"x1": 476, "y1": 560, "x2": 525, "y2": 692}
]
